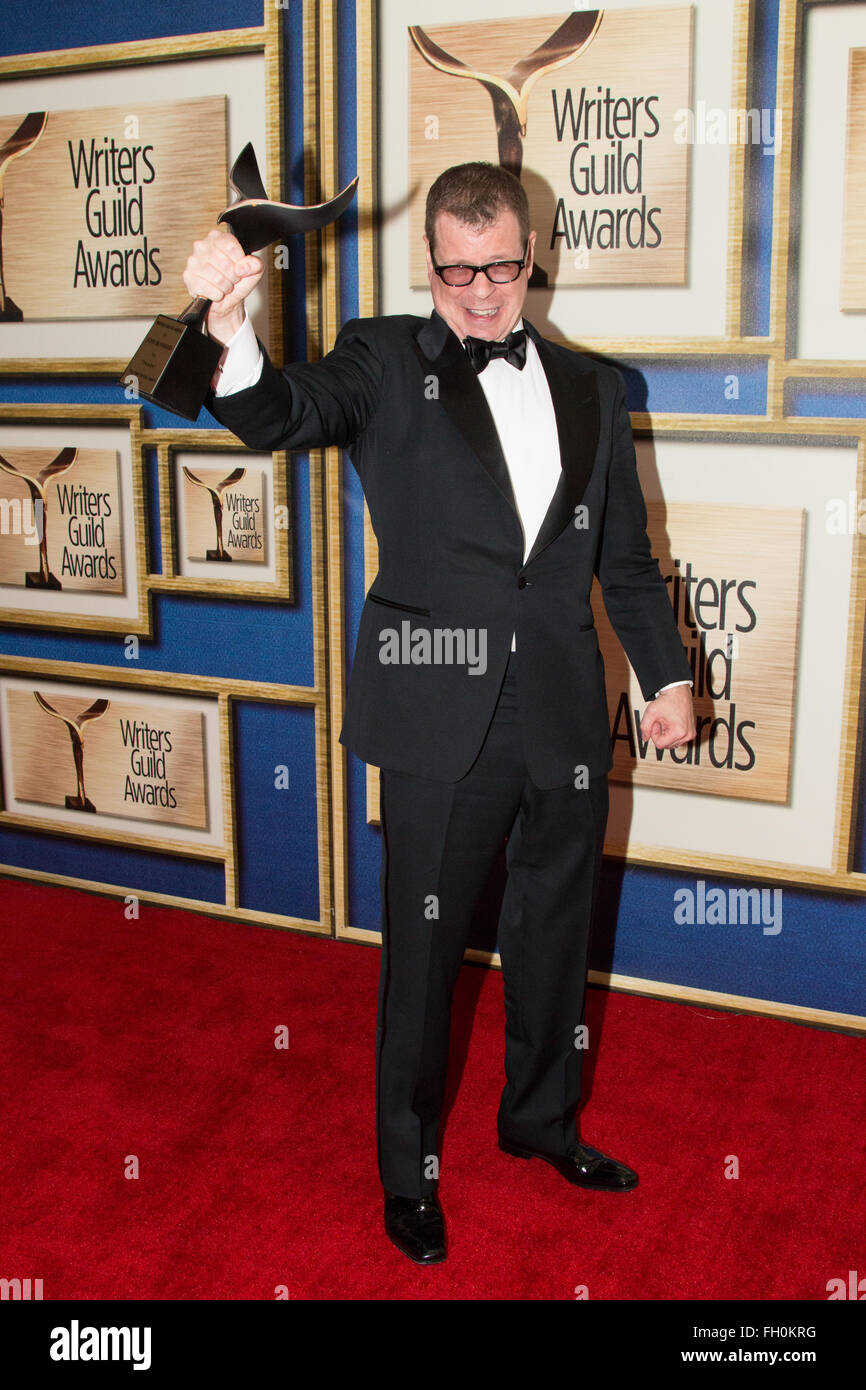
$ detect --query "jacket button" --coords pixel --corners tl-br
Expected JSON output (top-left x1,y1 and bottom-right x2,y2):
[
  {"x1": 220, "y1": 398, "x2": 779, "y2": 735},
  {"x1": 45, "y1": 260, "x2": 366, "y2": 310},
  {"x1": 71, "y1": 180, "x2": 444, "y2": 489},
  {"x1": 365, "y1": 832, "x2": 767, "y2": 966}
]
[{"x1": 517, "y1": 575, "x2": 528, "y2": 588}]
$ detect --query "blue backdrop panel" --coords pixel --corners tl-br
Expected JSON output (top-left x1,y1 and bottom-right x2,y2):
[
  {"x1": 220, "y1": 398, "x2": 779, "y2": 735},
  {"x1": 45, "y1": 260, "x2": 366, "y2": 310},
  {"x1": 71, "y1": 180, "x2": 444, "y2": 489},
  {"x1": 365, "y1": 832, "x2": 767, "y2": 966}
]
[
  {"x1": 786, "y1": 383, "x2": 866, "y2": 419},
  {"x1": 618, "y1": 360, "x2": 768, "y2": 416},
  {"x1": 0, "y1": 825, "x2": 225, "y2": 903},
  {"x1": 233, "y1": 700, "x2": 319, "y2": 923},
  {"x1": 596, "y1": 866, "x2": 866, "y2": 1018},
  {"x1": 0, "y1": 1, "x2": 264, "y2": 54}
]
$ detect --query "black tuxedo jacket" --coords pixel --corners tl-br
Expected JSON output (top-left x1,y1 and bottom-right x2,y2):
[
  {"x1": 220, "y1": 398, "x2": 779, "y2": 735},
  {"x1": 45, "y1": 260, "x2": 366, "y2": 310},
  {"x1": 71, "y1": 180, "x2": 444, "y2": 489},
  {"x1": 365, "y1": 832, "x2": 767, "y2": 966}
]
[{"x1": 207, "y1": 310, "x2": 691, "y2": 787}]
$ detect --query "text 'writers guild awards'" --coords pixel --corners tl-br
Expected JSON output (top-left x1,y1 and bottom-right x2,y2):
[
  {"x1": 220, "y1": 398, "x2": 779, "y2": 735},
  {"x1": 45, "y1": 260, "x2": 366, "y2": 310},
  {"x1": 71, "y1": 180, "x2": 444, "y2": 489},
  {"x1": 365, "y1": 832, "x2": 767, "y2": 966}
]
[{"x1": 121, "y1": 142, "x2": 358, "y2": 421}]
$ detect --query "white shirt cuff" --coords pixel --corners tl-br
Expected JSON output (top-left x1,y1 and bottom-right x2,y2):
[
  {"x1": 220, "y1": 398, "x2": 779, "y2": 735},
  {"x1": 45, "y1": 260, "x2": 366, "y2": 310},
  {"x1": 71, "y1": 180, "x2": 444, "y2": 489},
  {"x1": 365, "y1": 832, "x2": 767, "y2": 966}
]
[
  {"x1": 213, "y1": 312, "x2": 264, "y2": 396},
  {"x1": 654, "y1": 679, "x2": 693, "y2": 698}
]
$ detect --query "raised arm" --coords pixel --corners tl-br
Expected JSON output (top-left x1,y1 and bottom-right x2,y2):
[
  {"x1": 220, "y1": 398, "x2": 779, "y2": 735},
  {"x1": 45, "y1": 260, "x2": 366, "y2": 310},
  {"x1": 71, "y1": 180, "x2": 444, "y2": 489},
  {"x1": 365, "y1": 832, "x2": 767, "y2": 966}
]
[{"x1": 182, "y1": 228, "x2": 383, "y2": 453}]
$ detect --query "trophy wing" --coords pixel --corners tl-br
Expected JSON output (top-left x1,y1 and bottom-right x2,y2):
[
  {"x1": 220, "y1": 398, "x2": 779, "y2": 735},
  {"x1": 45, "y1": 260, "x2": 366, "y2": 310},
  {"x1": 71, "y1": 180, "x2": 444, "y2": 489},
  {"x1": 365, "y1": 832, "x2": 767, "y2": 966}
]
[
  {"x1": 229, "y1": 142, "x2": 269, "y2": 202},
  {"x1": 76, "y1": 698, "x2": 110, "y2": 726},
  {"x1": 38, "y1": 447, "x2": 78, "y2": 485},
  {"x1": 219, "y1": 467, "x2": 246, "y2": 490},
  {"x1": 0, "y1": 111, "x2": 48, "y2": 172},
  {"x1": 33, "y1": 690, "x2": 60, "y2": 718},
  {"x1": 409, "y1": 26, "x2": 522, "y2": 123},
  {"x1": 219, "y1": 177, "x2": 359, "y2": 254},
  {"x1": 0, "y1": 450, "x2": 25, "y2": 478},
  {"x1": 409, "y1": 25, "x2": 474, "y2": 79},
  {"x1": 182, "y1": 466, "x2": 206, "y2": 487},
  {"x1": 33, "y1": 691, "x2": 75, "y2": 735},
  {"x1": 506, "y1": 12, "x2": 602, "y2": 93}
]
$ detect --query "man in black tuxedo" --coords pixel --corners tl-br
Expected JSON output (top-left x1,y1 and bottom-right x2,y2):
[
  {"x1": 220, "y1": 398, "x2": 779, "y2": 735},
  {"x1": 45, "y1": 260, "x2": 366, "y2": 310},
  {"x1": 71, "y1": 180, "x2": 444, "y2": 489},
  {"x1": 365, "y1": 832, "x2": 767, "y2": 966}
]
[{"x1": 184, "y1": 162, "x2": 695, "y2": 1266}]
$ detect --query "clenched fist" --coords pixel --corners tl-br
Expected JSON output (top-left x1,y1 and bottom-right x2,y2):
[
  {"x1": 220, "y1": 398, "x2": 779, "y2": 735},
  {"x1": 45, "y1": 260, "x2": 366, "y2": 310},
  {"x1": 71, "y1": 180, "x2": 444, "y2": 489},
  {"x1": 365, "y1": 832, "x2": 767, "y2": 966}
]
[
  {"x1": 640, "y1": 684, "x2": 696, "y2": 751},
  {"x1": 182, "y1": 228, "x2": 265, "y2": 344}
]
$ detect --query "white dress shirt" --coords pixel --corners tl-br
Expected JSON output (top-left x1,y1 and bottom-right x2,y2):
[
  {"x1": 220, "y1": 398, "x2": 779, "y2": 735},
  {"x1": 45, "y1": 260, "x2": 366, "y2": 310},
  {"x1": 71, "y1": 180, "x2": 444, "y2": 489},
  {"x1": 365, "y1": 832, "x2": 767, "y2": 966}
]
[
  {"x1": 470, "y1": 322, "x2": 558, "y2": 653},
  {"x1": 213, "y1": 312, "x2": 264, "y2": 395},
  {"x1": 214, "y1": 311, "x2": 690, "y2": 698}
]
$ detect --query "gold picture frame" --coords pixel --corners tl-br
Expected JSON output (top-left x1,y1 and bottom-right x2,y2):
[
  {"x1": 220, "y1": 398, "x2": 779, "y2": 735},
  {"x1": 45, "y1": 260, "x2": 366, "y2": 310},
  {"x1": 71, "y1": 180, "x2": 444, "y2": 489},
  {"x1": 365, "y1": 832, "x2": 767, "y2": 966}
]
[
  {"x1": 0, "y1": 403, "x2": 150, "y2": 634},
  {"x1": 0, "y1": 668, "x2": 225, "y2": 854},
  {"x1": 148, "y1": 429, "x2": 293, "y2": 602},
  {"x1": 0, "y1": 15, "x2": 284, "y2": 376},
  {"x1": 771, "y1": 0, "x2": 866, "y2": 404},
  {"x1": 370, "y1": 0, "x2": 758, "y2": 355}
]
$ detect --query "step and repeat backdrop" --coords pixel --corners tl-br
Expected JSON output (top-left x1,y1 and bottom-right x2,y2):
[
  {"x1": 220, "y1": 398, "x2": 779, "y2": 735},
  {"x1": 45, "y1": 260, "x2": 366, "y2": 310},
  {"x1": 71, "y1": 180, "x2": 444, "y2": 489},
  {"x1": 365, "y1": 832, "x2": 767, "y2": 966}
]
[{"x1": 0, "y1": 0, "x2": 864, "y2": 1025}]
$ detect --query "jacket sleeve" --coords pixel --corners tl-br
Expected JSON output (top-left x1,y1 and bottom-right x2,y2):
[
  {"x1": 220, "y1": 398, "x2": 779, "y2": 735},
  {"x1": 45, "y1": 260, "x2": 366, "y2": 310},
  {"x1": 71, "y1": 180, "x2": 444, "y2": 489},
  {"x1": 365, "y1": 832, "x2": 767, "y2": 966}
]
[
  {"x1": 204, "y1": 317, "x2": 384, "y2": 452},
  {"x1": 594, "y1": 369, "x2": 692, "y2": 700}
]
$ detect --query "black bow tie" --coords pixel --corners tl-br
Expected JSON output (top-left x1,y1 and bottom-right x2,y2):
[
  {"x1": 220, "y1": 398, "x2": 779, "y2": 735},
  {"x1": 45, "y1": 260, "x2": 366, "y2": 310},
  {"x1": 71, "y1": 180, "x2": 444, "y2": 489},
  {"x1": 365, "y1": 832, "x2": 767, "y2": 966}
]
[{"x1": 462, "y1": 328, "x2": 527, "y2": 374}]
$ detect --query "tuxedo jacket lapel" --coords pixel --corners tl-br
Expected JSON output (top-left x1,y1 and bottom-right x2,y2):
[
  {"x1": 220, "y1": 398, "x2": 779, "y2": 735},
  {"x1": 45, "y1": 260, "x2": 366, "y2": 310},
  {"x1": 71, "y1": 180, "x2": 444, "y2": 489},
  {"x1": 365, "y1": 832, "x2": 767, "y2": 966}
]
[
  {"x1": 415, "y1": 312, "x2": 518, "y2": 515},
  {"x1": 415, "y1": 311, "x2": 600, "y2": 565},
  {"x1": 525, "y1": 325, "x2": 600, "y2": 566}
]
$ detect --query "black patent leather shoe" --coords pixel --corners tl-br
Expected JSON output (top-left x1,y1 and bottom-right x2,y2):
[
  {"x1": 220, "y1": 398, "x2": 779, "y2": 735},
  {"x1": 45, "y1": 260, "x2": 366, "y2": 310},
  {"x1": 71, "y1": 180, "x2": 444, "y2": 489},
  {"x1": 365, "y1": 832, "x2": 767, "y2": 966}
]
[
  {"x1": 384, "y1": 1189, "x2": 447, "y2": 1263},
  {"x1": 499, "y1": 1136, "x2": 638, "y2": 1191}
]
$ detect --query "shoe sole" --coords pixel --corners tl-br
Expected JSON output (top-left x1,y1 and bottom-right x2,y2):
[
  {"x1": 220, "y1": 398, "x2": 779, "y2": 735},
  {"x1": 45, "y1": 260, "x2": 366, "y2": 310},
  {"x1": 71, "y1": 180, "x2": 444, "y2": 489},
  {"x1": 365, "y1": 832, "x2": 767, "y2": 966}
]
[
  {"x1": 498, "y1": 1138, "x2": 638, "y2": 1192},
  {"x1": 385, "y1": 1229, "x2": 447, "y2": 1264}
]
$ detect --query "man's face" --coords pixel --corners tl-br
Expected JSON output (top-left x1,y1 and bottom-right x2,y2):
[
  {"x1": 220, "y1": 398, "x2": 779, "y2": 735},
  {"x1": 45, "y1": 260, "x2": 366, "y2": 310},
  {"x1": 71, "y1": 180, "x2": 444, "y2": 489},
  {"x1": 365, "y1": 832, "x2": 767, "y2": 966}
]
[{"x1": 424, "y1": 208, "x2": 535, "y2": 342}]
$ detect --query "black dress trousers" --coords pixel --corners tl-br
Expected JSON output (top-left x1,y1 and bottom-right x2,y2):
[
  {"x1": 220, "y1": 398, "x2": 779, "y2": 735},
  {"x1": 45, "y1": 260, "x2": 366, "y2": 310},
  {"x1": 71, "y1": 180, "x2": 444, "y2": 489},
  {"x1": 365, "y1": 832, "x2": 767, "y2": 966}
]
[{"x1": 375, "y1": 651, "x2": 610, "y2": 1199}]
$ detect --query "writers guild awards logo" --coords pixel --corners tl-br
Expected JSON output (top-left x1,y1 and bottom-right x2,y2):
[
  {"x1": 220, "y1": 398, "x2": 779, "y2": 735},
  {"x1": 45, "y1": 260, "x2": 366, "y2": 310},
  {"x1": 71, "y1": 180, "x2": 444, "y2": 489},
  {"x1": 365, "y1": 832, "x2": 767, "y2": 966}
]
[
  {"x1": 32, "y1": 692, "x2": 110, "y2": 813},
  {"x1": 409, "y1": 12, "x2": 602, "y2": 288},
  {"x1": 0, "y1": 112, "x2": 48, "y2": 321},
  {"x1": 182, "y1": 464, "x2": 246, "y2": 562},
  {"x1": 0, "y1": 447, "x2": 78, "y2": 589}
]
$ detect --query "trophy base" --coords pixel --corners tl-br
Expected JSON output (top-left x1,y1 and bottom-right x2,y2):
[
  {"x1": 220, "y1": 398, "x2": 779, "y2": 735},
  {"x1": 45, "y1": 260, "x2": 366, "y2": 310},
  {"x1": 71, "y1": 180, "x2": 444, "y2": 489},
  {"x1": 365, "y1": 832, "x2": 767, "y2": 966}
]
[
  {"x1": 25, "y1": 570, "x2": 62, "y2": 589},
  {"x1": 0, "y1": 296, "x2": 23, "y2": 322},
  {"x1": 65, "y1": 794, "x2": 97, "y2": 813},
  {"x1": 123, "y1": 314, "x2": 224, "y2": 422},
  {"x1": 206, "y1": 549, "x2": 231, "y2": 561}
]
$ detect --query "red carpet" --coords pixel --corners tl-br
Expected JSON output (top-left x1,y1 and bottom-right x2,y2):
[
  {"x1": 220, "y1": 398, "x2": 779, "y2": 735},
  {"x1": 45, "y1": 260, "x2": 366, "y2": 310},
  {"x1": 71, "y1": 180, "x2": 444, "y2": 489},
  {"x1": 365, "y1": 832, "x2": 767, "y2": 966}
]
[{"x1": 0, "y1": 876, "x2": 863, "y2": 1300}]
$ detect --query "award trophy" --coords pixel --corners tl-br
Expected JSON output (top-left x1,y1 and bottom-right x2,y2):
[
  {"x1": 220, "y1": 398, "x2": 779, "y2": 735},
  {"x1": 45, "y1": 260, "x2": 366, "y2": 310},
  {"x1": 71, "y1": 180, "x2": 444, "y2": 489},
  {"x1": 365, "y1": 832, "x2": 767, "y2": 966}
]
[
  {"x1": 409, "y1": 13, "x2": 603, "y2": 287},
  {"x1": 0, "y1": 446, "x2": 77, "y2": 589},
  {"x1": 122, "y1": 142, "x2": 358, "y2": 421},
  {"x1": 182, "y1": 464, "x2": 246, "y2": 561},
  {"x1": 33, "y1": 691, "x2": 110, "y2": 813},
  {"x1": 0, "y1": 111, "x2": 48, "y2": 321}
]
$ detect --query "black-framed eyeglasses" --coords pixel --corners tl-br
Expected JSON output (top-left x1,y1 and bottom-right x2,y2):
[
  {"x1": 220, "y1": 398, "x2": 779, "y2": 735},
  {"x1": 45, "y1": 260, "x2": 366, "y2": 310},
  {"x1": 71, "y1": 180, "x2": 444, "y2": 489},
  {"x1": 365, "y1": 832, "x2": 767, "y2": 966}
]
[{"x1": 433, "y1": 242, "x2": 529, "y2": 287}]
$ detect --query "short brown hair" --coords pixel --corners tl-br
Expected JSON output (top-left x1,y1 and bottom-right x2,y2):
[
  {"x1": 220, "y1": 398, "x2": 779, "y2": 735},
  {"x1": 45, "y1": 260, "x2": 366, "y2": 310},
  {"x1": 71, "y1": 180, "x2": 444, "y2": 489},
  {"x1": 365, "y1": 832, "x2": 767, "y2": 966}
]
[{"x1": 425, "y1": 162, "x2": 529, "y2": 255}]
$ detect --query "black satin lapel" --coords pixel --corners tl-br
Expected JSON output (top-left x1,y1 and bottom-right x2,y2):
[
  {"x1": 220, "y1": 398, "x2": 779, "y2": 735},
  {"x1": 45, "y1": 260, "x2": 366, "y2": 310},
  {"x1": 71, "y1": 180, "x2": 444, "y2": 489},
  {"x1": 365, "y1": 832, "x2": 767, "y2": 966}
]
[
  {"x1": 412, "y1": 327, "x2": 518, "y2": 516},
  {"x1": 525, "y1": 338, "x2": 600, "y2": 566}
]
